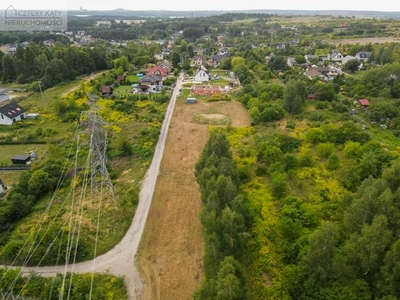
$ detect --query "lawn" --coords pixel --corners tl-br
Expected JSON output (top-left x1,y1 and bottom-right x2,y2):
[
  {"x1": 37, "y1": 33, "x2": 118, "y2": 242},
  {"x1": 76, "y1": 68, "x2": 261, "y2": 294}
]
[
  {"x1": 113, "y1": 85, "x2": 133, "y2": 97},
  {"x1": 0, "y1": 144, "x2": 48, "y2": 165},
  {"x1": 0, "y1": 170, "x2": 25, "y2": 187}
]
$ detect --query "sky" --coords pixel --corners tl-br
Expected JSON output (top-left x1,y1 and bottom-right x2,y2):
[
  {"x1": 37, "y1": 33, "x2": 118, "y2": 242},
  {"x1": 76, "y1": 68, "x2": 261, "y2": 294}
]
[{"x1": 2, "y1": 0, "x2": 400, "y2": 12}]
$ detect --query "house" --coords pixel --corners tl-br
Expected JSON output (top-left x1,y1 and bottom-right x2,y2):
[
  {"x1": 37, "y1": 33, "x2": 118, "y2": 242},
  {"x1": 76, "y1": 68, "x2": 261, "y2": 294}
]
[
  {"x1": 356, "y1": 51, "x2": 372, "y2": 62},
  {"x1": 11, "y1": 154, "x2": 31, "y2": 165},
  {"x1": 217, "y1": 47, "x2": 229, "y2": 56},
  {"x1": 193, "y1": 65, "x2": 210, "y2": 82},
  {"x1": 191, "y1": 85, "x2": 223, "y2": 95},
  {"x1": 101, "y1": 86, "x2": 113, "y2": 96},
  {"x1": 266, "y1": 53, "x2": 276, "y2": 62},
  {"x1": 305, "y1": 54, "x2": 319, "y2": 63},
  {"x1": 304, "y1": 68, "x2": 323, "y2": 80},
  {"x1": 358, "y1": 98, "x2": 370, "y2": 108},
  {"x1": 342, "y1": 55, "x2": 357, "y2": 65},
  {"x1": 307, "y1": 94, "x2": 316, "y2": 100},
  {"x1": 190, "y1": 55, "x2": 207, "y2": 67},
  {"x1": 137, "y1": 75, "x2": 163, "y2": 93},
  {"x1": 0, "y1": 102, "x2": 26, "y2": 125},
  {"x1": 208, "y1": 53, "x2": 229, "y2": 68},
  {"x1": 157, "y1": 60, "x2": 173, "y2": 72},
  {"x1": 276, "y1": 43, "x2": 286, "y2": 49},
  {"x1": 327, "y1": 50, "x2": 343, "y2": 62},
  {"x1": 117, "y1": 75, "x2": 126, "y2": 82},
  {"x1": 146, "y1": 65, "x2": 169, "y2": 78},
  {"x1": 349, "y1": 109, "x2": 358, "y2": 116},
  {"x1": 287, "y1": 57, "x2": 297, "y2": 67}
]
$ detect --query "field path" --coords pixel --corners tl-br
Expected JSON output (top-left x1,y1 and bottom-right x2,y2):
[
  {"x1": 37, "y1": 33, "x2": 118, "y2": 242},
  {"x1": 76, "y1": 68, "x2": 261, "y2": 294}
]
[{"x1": 137, "y1": 91, "x2": 251, "y2": 299}]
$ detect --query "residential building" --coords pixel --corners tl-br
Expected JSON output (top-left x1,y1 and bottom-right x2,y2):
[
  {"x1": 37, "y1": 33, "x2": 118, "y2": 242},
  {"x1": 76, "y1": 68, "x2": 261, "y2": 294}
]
[
  {"x1": 193, "y1": 65, "x2": 210, "y2": 82},
  {"x1": 0, "y1": 102, "x2": 26, "y2": 125}
]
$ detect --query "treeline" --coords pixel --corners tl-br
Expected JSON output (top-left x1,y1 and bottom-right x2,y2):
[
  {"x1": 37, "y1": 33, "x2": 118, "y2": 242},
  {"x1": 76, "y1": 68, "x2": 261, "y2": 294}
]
[
  {"x1": 0, "y1": 32, "x2": 69, "y2": 46},
  {"x1": 1, "y1": 42, "x2": 109, "y2": 89},
  {"x1": 193, "y1": 130, "x2": 252, "y2": 299}
]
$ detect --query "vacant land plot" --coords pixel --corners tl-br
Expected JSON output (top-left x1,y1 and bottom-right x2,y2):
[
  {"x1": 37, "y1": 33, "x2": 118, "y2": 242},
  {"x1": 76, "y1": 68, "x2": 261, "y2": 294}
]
[
  {"x1": 328, "y1": 36, "x2": 400, "y2": 45},
  {"x1": 137, "y1": 98, "x2": 251, "y2": 300}
]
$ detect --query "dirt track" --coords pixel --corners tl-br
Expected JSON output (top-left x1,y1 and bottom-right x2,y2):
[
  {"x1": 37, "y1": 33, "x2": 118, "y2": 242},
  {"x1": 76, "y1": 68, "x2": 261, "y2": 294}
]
[{"x1": 137, "y1": 96, "x2": 251, "y2": 299}]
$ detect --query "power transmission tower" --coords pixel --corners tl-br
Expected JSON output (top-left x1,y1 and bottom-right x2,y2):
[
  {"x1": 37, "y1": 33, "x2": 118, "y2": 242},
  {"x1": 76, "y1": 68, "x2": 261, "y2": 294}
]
[{"x1": 79, "y1": 95, "x2": 114, "y2": 198}]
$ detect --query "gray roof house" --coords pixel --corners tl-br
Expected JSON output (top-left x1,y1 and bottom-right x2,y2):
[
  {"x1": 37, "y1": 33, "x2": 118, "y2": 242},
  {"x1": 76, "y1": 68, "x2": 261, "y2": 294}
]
[
  {"x1": 137, "y1": 75, "x2": 163, "y2": 93},
  {"x1": 0, "y1": 102, "x2": 26, "y2": 125},
  {"x1": 356, "y1": 51, "x2": 372, "y2": 62}
]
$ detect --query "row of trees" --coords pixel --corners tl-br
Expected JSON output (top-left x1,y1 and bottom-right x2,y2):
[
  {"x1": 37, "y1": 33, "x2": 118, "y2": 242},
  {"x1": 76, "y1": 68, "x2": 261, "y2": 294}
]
[
  {"x1": 1, "y1": 42, "x2": 110, "y2": 89},
  {"x1": 193, "y1": 130, "x2": 252, "y2": 299}
]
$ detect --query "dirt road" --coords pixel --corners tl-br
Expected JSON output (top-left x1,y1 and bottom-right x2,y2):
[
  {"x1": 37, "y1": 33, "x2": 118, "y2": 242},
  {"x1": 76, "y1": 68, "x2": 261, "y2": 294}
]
[
  {"x1": 14, "y1": 73, "x2": 185, "y2": 300},
  {"x1": 137, "y1": 91, "x2": 252, "y2": 299}
]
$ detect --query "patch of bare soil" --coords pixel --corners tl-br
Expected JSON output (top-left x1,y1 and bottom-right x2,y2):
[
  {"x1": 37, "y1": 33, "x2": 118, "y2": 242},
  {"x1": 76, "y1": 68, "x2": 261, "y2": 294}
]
[
  {"x1": 137, "y1": 99, "x2": 251, "y2": 300},
  {"x1": 328, "y1": 36, "x2": 400, "y2": 46}
]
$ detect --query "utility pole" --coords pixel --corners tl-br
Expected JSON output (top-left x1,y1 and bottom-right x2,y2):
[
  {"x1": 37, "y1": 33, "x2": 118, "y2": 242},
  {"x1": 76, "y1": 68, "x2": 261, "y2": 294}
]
[{"x1": 38, "y1": 80, "x2": 46, "y2": 109}]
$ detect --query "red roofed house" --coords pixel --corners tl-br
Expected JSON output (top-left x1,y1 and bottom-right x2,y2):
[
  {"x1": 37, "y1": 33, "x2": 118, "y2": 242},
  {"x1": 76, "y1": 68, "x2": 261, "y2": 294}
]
[
  {"x1": 101, "y1": 85, "x2": 113, "y2": 96},
  {"x1": 307, "y1": 93, "x2": 316, "y2": 100},
  {"x1": 191, "y1": 85, "x2": 223, "y2": 95},
  {"x1": 146, "y1": 65, "x2": 169, "y2": 78},
  {"x1": 0, "y1": 102, "x2": 26, "y2": 125},
  {"x1": 358, "y1": 98, "x2": 370, "y2": 108},
  {"x1": 117, "y1": 74, "x2": 126, "y2": 82}
]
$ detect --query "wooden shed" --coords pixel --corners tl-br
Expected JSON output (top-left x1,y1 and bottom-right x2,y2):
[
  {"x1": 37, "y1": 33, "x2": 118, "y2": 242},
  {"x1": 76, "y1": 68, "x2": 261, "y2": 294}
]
[{"x1": 11, "y1": 154, "x2": 31, "y2": 165}]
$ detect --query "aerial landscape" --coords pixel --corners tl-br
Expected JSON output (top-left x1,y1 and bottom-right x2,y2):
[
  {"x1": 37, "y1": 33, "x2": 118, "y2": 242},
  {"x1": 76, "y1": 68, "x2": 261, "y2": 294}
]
[{"x1": 1, "y1": 1, "x2": 400, "y2": 299}]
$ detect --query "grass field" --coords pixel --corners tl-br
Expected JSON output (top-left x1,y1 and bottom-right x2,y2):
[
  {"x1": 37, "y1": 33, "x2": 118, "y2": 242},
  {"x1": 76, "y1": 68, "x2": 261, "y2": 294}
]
[
  {"x1": 0, "y1": 144, "x2": 48, "y2": 165},
  {"x1": 113, "y1": 85, "x2": 133, "y2": 96},
  {"x1": 137, "y1": 96, "x2": 252, "y2": 300}
]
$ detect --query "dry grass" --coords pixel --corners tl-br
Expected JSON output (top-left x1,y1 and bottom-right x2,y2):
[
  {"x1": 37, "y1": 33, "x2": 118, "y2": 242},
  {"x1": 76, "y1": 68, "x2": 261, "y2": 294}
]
[
  {"x1": 137, "y1": 98, "x2": 251, "y2": 300},
  {"x1": 328, "y1": 36, "x2": 400, "y2": 45}
]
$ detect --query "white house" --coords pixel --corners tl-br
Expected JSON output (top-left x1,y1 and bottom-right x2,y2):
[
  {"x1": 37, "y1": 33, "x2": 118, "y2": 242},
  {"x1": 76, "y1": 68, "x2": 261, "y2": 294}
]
[
  {"x1": 327, "y1": 50, "x2": 343, "y2": 62},
  {"x1": 0, "y1": 102, "x2": 26, "y2": 125},
  {"x1": 193, "y1": 65, "x2": 210, "y2": 82}
]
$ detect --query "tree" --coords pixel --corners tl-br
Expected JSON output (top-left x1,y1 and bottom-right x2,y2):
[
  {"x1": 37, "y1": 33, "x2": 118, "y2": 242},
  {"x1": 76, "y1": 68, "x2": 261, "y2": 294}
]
[
  {"x1": 113, "y1": 55, "x2": 129, "y2": 72},
  {"x1": 284, "y1": 80, "x2": 307, "y2": 114},
  {"x1": 117, "y1": 135, "x2": 133, "y2": 156},
  {"x1": 230, "y1": 57, "x2": 245, "y2": 69},
  {"x1": 302, "y1": 222, "x2": 340, "y2": 283},
  {"x1": 313, "y1": 82, "x2": 336, "y2": 101},
  {"x1": 170, "y1": 51, "x2": 181, "y2": 68},
  {"x1": 2, "y1": 55, "x2": 16, "y2": 83},
  {"x1": 215, "y1": 256, "x2": 245, "y2": 300},
  {"x1": 344, "y1": 215, "x2": 392, "y2": 276},
  {"x1": 344, "y1": 59, "x2": 360, "y2": 73},
  {"x1": 268, "y1": 55, "x2": 288, "y2": 71},
  {"x1": 28, "y1": 169, "x2": 50, "y2": 198},
  {"x1": 381, "y1": 238, "x2": 400, "y2": 297}
]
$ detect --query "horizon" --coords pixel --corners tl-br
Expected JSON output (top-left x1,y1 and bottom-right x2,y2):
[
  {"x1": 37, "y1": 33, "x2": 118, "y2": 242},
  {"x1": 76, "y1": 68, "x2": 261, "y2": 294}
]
[{"x1": 1, "y1": 0, "x2": 400, "y2": 12}]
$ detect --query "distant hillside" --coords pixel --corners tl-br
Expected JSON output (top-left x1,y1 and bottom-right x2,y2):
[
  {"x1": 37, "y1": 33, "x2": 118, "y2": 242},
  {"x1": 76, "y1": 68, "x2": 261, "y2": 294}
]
[{"x1": 66, "y1": 9, "x2": 400, "y2": 19}]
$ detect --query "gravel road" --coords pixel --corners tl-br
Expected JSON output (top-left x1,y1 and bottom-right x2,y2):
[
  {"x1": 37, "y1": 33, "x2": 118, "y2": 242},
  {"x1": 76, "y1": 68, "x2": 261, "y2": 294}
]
[{"x1": 13, "y1": 72, "x2": 184, "y2": 300}]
